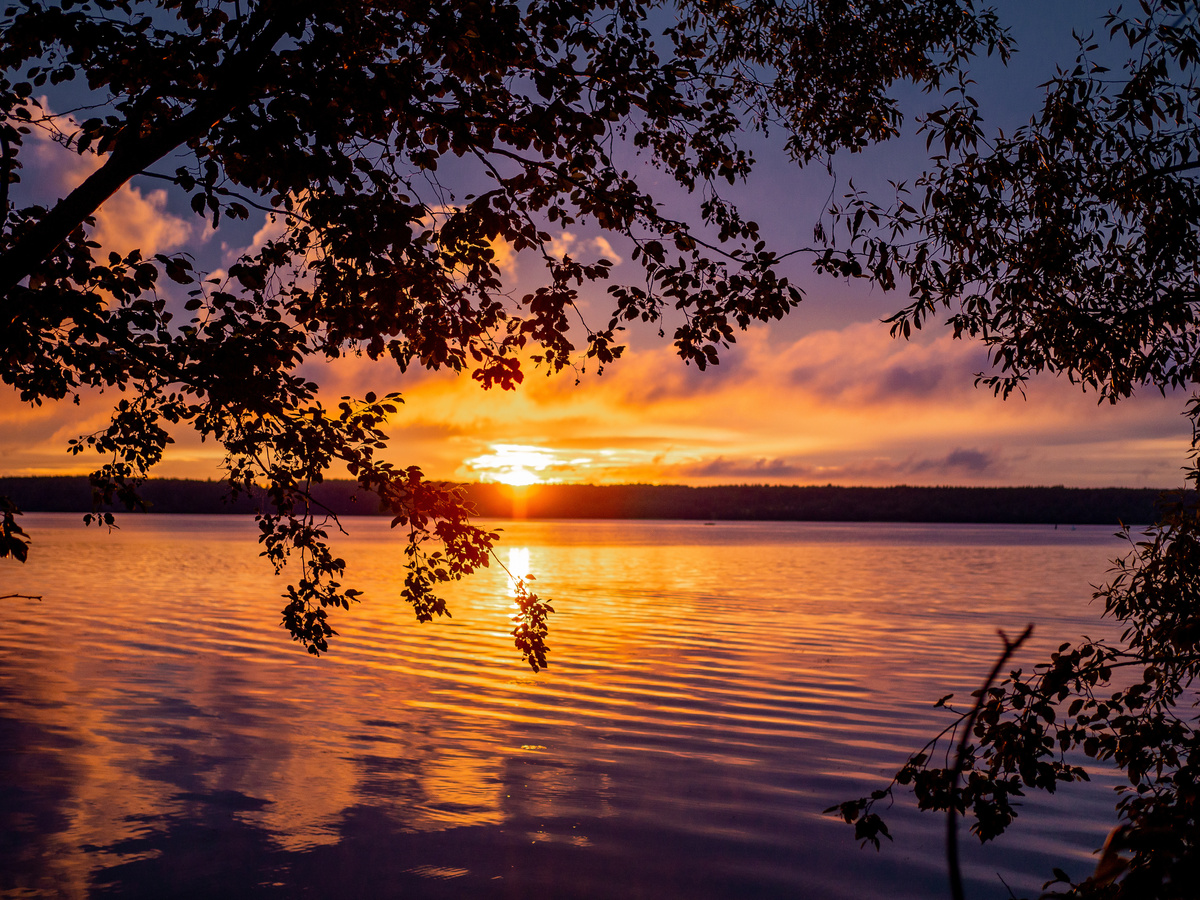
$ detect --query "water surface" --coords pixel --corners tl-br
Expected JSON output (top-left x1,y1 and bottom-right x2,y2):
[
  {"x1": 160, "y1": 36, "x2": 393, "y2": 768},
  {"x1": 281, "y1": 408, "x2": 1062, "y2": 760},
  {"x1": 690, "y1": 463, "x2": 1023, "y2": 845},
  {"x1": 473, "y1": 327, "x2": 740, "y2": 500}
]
[{"x1": 1, "y1": 515, "x2": 1130, "y2": 898}]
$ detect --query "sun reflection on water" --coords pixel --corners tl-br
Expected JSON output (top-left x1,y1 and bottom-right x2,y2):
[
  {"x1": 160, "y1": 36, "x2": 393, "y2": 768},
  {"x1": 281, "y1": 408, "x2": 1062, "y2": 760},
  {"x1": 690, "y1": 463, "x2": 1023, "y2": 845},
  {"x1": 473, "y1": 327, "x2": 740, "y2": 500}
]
[
  {"x1": 506, "y1": 547, "x2": 531, "y2": 597},
  {"x1": 0, "y1": 516, "x2": 1131, "y2": 900}
]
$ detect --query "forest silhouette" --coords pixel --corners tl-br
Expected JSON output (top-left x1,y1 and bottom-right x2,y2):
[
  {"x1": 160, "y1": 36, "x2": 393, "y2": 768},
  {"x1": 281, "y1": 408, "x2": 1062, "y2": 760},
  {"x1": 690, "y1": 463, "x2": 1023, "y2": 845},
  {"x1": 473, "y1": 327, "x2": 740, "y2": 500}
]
[{"x1": 0, "y1": 476, "x2": 1172, "y2": 526}]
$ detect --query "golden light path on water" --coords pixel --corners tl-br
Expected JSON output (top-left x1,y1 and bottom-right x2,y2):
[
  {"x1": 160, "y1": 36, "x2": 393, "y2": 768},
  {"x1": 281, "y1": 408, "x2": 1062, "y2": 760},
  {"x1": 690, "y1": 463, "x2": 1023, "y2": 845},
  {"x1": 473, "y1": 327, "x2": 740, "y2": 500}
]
[
  {"x1": 507, "y1": 546, "x2": 532, "y2": 596},
  {"x1": 0, "y1": 515, "x2": 1129, "y2": 899}
]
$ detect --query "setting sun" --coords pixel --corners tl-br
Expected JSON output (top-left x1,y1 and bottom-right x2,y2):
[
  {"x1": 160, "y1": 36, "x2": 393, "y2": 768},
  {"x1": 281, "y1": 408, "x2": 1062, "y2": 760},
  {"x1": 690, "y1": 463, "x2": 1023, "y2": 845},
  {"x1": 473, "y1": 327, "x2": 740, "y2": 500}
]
[{"x1": 464, "y1": 444, "x2": 561, "y2": 486}]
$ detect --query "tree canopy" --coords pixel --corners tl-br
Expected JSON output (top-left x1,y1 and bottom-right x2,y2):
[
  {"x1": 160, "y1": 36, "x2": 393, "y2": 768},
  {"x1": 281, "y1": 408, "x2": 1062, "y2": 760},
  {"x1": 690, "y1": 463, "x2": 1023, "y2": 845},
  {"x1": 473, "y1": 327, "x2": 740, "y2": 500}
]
[
  {"x1": 828, "y1": 0, "x2": 1200, "y2": 404},
  {"x1": 6, "y1": 0, "x2": 1200, "y2": 893},
  {"x1": 826, "y1": 2, "x2": 1200, "y2": 895},
  {"x1": 0, "y1": 0, "x2": 1009, "y2": 664}
]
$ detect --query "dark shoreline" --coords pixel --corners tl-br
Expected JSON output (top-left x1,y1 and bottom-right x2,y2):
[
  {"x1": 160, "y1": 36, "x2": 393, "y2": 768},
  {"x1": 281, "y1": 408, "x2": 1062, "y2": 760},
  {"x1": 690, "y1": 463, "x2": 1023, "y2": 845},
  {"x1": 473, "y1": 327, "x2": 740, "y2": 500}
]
[{"x1": 0, "y1": 476, "x2": 1179, "y2": 525}]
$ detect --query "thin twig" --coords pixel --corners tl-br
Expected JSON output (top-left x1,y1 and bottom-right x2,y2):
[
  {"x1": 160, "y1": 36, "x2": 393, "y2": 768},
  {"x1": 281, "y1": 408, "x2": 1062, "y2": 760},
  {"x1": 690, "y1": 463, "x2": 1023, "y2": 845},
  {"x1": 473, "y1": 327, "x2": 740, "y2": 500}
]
[
  {"x1": 1128, "y1": 159, "x2": 1200, "y2": 189},
  {"x1": 139, "y1": 169, "x2": 308, "y2": 224},
  {"x1": 0, "y1": 125, "x2": 12, "y2": 217},
  {"x1": 948, "y1": 623, "x2": 1034, "y2": 900},
  {"x1": 0, "y1": 593, "x2": 42, "y2": 601}
]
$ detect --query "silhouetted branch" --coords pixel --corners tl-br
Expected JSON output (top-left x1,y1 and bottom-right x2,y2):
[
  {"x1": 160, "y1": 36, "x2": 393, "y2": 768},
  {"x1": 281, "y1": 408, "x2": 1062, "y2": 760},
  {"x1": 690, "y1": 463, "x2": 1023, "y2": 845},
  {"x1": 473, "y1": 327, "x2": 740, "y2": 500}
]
[
  {"x1": 0, "y1": 6, "x2": 304, "y2": 294},
  {"x1": 139, "y1": 170, "x2": 312, "y2": 224},
  {"x1": 1129, "y1": 159, "x2": 1200, "y2": 188},
  {"x1": 947, "y1": 624, "x2": 1034, "y2": 900},
  {"x1": 0, "y1": 593, "x2": 42, "y2": 601},
  {"x1": 0, "y1": 125, "x2": 12, "y2": 217}
]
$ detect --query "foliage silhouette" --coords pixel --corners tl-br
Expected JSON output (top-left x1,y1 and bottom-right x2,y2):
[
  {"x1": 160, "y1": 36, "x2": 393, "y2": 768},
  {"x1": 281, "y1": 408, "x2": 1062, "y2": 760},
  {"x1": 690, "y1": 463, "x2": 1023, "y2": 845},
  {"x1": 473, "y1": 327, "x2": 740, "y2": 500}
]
[
  {"x1": 827, "y1": 2, "x2": 1200, "y2": 895},
  {"x1": 5, "y1": 0, "x2": 1200, "y2": 890},
  {"x1": 0, "y1": 0, "x2": 1008, "y2": 664}
]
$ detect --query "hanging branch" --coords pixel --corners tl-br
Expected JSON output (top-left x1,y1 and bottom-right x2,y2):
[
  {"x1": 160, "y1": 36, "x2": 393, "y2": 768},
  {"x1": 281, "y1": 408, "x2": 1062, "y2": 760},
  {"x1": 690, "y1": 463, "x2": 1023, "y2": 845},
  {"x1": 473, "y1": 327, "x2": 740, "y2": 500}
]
[
  {"x1": 0, "y1": 126, "x2": 12, "y2": 218},
  {"x1": 947, "y1": 624, "x2": 1035, "y2": 900}
]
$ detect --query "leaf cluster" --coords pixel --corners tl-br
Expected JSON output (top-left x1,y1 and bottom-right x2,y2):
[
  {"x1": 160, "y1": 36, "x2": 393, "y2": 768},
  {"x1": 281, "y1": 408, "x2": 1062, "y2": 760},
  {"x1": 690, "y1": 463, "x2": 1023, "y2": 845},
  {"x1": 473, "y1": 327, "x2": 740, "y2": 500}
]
[
  {"x1": 817, "y1": 4, "x2": 1200, "y2": 893},
  {"x1": 824, "y1": 0, "x2": 1200, "y2": 402},
  {"x1": 835, "y1": 458, "x2": 1200, "y2": 896},
  {"x1": 833, "y1": 402, "x2": 1200, "y2": 899}
]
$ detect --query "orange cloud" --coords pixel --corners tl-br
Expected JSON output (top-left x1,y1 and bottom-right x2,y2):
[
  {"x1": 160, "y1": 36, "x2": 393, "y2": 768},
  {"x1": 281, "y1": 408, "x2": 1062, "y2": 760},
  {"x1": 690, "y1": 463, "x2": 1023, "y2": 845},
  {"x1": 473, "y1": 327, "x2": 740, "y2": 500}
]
[
  {"x1": 3, "y1": 316, "x2": 1189, "y2": 488},
  {"x1": 367, "y1": 322, "x2": 1192, "y2": 488},
  {"x1": 30, "y1": 128, "x2": 193, "y2": 257},
  {"x1": 548, "y1": 231, "x2": 623, "y2": 266},
  {"x1": 4, "y1": 130, "x2": 1190, "y2": 491}
]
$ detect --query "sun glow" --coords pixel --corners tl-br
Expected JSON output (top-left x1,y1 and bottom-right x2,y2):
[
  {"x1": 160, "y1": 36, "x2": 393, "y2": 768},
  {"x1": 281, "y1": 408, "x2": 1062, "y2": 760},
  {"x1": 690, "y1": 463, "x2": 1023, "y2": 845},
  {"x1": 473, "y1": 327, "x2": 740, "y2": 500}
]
[
  {"x1": 465, "y1": 444, "x2": 561, "y2": 486},
  {"x1": 506, "y1": 547, "x2": 531, "y2": 597}
]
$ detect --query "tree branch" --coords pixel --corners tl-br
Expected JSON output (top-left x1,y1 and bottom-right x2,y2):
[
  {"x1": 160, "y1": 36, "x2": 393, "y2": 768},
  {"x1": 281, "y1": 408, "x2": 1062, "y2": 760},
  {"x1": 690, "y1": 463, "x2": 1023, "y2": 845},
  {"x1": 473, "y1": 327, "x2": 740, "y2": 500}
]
[
  {"x1": 0, "y1": 8, "x2": 303, "y2": 295},
  {"x1": 947, "y1": 624, "x2": 1034, "y2": 900},
  {"x1": 139, "y1": 169, "x2": 308, "y2": 223},
  {"x1": 0, "y1": 125, "x2": 12, "y2": 219},
  {"x1": 1129, "y1": 159, "x2": 1200, "y2": 189},
  {"x1": 0, "y1": 123, "x2": 192, "y2": 293}
]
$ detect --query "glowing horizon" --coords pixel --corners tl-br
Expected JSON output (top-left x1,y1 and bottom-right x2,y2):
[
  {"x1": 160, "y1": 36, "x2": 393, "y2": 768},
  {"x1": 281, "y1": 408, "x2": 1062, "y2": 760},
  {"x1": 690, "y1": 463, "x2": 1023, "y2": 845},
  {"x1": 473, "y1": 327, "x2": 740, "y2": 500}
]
[
  {"x1": 2, "y1": 19, "x2": 1194, "y2": 495},
  {"x1": 464, "y1": 445, "x2": 563, "y2": 487}
]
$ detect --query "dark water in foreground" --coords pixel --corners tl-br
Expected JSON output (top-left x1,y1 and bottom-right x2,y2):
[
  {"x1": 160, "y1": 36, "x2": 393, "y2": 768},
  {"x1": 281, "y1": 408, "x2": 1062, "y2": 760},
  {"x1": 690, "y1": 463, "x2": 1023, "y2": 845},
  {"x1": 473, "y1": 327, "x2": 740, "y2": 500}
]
[{"x1": 1, "y1": 515, "x2": 1129, "y2": 898}]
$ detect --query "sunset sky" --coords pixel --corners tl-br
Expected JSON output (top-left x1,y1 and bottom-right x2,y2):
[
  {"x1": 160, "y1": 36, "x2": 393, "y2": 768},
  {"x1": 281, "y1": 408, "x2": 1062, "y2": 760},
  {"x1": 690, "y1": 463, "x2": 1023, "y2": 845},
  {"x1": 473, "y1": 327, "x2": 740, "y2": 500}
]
[{"x1": 3, "y1": 1, "x2": 1193, "y2": 490}]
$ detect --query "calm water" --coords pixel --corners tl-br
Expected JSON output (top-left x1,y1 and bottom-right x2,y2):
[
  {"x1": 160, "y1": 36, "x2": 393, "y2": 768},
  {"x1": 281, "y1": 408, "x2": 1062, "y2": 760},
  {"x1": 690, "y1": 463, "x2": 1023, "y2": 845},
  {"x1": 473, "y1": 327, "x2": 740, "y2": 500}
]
[{"x1": 1, "y1": 515, "x2": 1132, "y2": 899}]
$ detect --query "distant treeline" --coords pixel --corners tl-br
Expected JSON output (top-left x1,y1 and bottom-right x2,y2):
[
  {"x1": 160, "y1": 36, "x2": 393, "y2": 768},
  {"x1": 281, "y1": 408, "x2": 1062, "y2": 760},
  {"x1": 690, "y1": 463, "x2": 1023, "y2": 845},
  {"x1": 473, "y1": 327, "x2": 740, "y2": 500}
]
[{"x1": 0, "y1": 476, "x2": 1180, "y2": 525}]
